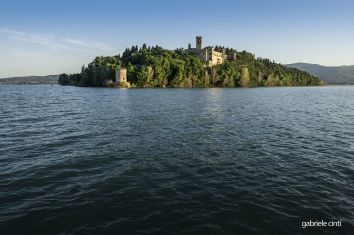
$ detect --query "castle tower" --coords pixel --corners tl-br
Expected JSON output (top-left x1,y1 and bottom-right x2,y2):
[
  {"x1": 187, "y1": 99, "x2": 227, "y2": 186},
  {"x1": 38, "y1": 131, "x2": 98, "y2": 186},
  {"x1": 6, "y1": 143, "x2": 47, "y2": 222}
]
[
  {"x1": 196, "y1": 36, "x2": 202, "y2": 50},
  {"x1": 115, "y1": 68, "x2": 127, "y2": 85}
]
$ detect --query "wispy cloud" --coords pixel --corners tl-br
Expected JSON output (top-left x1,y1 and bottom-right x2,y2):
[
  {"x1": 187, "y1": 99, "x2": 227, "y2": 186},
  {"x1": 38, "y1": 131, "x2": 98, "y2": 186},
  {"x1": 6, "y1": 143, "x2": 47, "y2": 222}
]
[
  {"x1": 0, "y1": 28, "x2": 67, "y2": 50},
  {"x1": 0, "y1": 28, "x2": 115, "y2": 53},
  {"x1": 62, "y1": 38, "x2": 89, "y2": 47},
  {"x1": 62, "y1": 38, "x2": 114, "y2": 52}
]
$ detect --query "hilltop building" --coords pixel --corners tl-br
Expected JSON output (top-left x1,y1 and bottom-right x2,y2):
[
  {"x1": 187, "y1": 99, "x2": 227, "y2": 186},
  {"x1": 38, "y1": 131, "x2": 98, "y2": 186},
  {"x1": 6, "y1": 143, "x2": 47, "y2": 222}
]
[{"x1": 180, "y1": 36, "x2": 237, "y2": 66}]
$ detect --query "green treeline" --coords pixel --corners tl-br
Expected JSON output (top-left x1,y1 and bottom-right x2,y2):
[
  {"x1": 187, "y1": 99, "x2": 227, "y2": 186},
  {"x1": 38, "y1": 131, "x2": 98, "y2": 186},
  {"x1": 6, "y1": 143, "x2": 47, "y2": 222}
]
[{"x1": 59, "y1": 44, "x2": 322, "y2": 87}]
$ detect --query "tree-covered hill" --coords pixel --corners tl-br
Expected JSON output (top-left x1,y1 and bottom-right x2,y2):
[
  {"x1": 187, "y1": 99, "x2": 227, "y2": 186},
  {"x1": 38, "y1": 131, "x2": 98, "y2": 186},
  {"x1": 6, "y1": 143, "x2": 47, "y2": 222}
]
[
  {"x1": 0, "y1": 75, "x2": 58, "y2": 85},
  {"x1": 286, "y1": 63, "x2": 354, "y2": 85},
  {"x1": 59, "y1": 45, "x2": 322, "y2": 87}
]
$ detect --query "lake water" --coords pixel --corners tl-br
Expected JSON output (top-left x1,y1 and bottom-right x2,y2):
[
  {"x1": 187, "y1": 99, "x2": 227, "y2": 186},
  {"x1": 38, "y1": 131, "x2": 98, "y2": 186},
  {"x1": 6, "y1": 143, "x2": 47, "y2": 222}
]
[{"x1": 0, "y1": 85, "x2": 353, "y2": 235}]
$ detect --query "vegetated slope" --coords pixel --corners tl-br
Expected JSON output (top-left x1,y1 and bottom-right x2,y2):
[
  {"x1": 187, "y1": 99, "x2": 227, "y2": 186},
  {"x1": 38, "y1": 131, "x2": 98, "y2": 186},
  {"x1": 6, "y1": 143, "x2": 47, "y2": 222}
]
[{"x1": 286, "y1": 63, "x2": 354, "y2": 85}]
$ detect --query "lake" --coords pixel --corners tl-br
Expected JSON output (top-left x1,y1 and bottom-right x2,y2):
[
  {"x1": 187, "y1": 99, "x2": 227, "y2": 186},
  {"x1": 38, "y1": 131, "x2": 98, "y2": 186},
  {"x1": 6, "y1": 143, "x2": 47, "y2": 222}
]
[{"x1": 0, "y1": 85, "x2": 353, "y2": 235}]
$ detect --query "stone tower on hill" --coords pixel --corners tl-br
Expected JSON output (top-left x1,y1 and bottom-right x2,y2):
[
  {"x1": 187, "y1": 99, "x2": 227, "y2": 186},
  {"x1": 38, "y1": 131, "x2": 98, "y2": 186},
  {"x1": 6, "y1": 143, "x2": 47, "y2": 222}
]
[{"x1": 180, "y1": 36, "x2": 236, "y2": 67}]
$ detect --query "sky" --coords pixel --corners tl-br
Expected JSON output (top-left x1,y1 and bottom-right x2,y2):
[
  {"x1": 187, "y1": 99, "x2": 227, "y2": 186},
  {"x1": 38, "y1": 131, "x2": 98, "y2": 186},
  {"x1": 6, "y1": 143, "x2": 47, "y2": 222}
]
[{"x1": 0, "y1": 0, "x2": 354, "y2": 78}]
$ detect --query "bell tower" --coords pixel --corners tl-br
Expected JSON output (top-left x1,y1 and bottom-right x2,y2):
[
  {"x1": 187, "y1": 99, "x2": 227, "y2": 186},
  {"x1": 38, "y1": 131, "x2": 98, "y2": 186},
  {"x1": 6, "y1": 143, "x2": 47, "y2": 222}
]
[{"x1": 196, "y1": 36, "x2": 202, "y2": 50}]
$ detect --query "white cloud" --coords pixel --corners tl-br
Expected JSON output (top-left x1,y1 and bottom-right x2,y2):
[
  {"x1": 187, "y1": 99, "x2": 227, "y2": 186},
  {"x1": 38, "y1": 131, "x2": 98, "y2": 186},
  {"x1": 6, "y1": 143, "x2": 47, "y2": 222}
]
[
  {"x1": 62, "y1": 38, "x2": 89, "y2": 47},
  {"x1": 0, "y1": 27, "x2": 115, "y2": 53},
  {"x1": 0, "y1": 28, "x2": 117, "y2": 77},
  {"x1": 0, "y1": 28, "x2": 67, "y2": 50},
  {"x1": 62, "y1": 38, "x2": 114, "y2": 52}
]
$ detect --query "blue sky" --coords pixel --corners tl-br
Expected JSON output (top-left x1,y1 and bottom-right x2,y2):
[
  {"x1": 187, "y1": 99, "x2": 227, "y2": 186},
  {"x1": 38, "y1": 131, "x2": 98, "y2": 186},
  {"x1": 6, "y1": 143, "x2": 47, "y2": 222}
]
[{"x1": 0, "y1": 0, "x2": 354, "y2": 77}]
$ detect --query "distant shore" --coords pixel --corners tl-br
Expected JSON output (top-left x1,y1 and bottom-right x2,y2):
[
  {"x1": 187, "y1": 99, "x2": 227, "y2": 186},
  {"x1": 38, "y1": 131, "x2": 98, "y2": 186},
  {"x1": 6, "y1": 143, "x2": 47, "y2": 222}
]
[{"x1": 0, "y1": 75, "x2": 58, "y2": 85}]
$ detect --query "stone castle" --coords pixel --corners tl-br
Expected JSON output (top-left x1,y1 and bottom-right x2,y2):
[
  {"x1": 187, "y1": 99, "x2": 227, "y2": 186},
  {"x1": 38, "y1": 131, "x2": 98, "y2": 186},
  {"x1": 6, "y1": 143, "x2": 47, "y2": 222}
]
[{"x1": 181, "y1": 36, "x2": 237, "y2": 66}]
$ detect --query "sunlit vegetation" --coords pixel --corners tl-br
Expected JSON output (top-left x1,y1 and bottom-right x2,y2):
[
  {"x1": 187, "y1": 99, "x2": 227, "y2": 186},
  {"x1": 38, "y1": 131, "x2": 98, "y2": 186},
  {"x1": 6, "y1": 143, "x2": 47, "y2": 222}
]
[{"x1": 59, "y1": 45, "x2": 322, "y2": 87}]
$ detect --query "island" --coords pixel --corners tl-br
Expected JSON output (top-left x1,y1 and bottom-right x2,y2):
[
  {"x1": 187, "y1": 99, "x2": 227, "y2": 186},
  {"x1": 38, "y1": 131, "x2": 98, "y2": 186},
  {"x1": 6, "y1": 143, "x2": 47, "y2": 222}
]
[{"x1": 58, "y1": 36, "x2": 323, "y2": 88}]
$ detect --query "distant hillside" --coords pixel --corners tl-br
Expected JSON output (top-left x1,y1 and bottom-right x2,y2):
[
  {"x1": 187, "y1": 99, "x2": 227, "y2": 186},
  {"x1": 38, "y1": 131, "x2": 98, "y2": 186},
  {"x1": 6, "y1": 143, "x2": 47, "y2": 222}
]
[
  {"x1": 0, "y1": 75, "x2": 59, "y2": 85},
  {"x1": 286, "y1": 63, "x2": 354, "y2": 85}
]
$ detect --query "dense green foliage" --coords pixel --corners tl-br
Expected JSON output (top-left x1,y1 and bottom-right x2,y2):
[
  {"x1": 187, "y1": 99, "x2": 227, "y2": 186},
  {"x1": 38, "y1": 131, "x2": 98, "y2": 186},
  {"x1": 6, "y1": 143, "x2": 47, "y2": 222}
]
[{"x1": 59, "y1": 45, "x2": 322, "y2": 87}]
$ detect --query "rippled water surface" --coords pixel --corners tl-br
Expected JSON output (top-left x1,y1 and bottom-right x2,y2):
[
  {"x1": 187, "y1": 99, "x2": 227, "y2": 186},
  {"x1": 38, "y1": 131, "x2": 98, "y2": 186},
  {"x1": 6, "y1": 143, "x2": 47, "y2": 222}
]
[{"x1": 1, "y1": 85, "x2": 354, "y2": 235}]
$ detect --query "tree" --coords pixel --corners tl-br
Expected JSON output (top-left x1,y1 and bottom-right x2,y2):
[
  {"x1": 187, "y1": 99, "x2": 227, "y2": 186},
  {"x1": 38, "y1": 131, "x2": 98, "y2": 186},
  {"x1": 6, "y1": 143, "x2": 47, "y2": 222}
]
[{"x1": 58, "y1": 73, "x2": 70, "y2": 85}]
